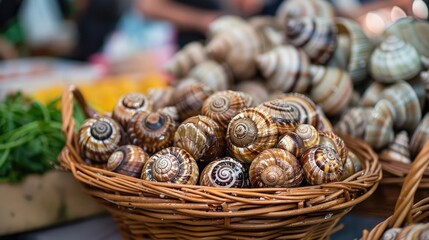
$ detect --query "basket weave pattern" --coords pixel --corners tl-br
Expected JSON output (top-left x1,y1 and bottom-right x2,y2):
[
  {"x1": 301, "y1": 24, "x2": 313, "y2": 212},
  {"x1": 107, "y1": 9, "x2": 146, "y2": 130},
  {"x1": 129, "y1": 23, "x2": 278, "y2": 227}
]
[{"x1": 60, "y1": 86, "x2": 382, "y2": 239}]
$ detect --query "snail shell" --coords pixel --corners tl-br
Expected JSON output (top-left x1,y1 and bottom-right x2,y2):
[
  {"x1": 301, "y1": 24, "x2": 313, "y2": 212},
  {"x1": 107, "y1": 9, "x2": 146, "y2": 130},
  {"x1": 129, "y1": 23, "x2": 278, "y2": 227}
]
[
  {"x1": 208, "y1": 15, "x2": 248, "y2": 37},
  {"x1": 301, "y1": 145, "x2": 343, "y2": 185},
  {"x1": 381, "y1": 228, "x2": 402, "y2": 240},
  {"x1": 309, "y1": 65, "x2": 353, "y2": 116},
  {"x1": 141, "y1": 147, "x2": 199, "y2": 185},
  {"x1": 199, "y1": 157, "x2": 249, "y2": 188},
  {"x1": 163, "y1": 41, "x2": 207, "y2": 78},
  {"x1": 256, "y1": 46, "x2": 311, "y2": 93},
  {"x1": 285, "y1": 17, "x2": 337, "y2": 64},
  {"x1": 382, "y1": 17, "x2": 429, "y2": 58},
  {"x1": 276, "y1": 0, "x2": 335, "y2": 28},
  {"x1": 370, "y1": 36, "x2": 422, "y2": 83},
  {"x1": 364, "y1": 100, "x2": 395, "y2": 150},
  {"x1": 157, "y1": 106, "x2": 179, "y2": 123},
  {"x1": 188, "y1": 60, "x2": 232, "y2": 91},
  {"x1": 395, "y1": 223, "x2": 429, "y2": 240},
  {"x1": 410, "y1": 113, "x2": 429, "y2": 158},
  {"x1": 107, "y1": 145, "x2": 149, "y2": 178},
  {"x1": 226, "y1": 108, "x2": 278, "y2": 164},
  {"x1": 174, "y1": 115, "x2": 225, "y2": 165},
  {"x1": 341, "y1": 150, "x2": 361, "y2": 180},
  {"x1": 127, "y1": 112, "x2": 177, "y2": 154},
  {"x1": 408, "y1": 75, "x2": 426, "y2": 110},
  {"x1": 379, "y1": 131, "x2": 411, "y2": 164},
  {"x1": 248, "y1": 16, "x2": 284, "y2": 53},
  {"x1": 360, "y1": 82, "x2": 388, "y2": 107},
  {"x1": 148, "y1": 87, "x2": 174, "y2": 111},
  {"x1": 112, "y1": 93, "x2": 152, "y2": 128},
  {"x1": 294, "y1": 124, "x2": 320, "y2": 150},
  {"x1": 201, "y1": 90, "x2": 249, "y2": 129},
  {"x1": 318, "y1": 131, "x2": 348, "y2": 165},
  {"x1": 277, "y1": 132, "x2": 305, "y2": 158},
  {"x1": 420, "y1": 70, "x2": 429, "y2": 105},
  {"x1": 78, "y1": 117, "x2": 125, "y2": 163},
  {"x1": 316, "y1": 106, "x2": 333, "y2": 132},
  {"x1": 249, "y1": 148, "x2": 304, "y2": 188},
  {"x1": 235, "y1": 80, "x2": 269, "y2": 106},
  {"x1": 335, "y1": 107, "x2": 372, "y2": 139},
  {"x1": 274, "y1": 93, "x2": 319, "y2": 128},
  {"x1": 172, "y1": 81, "x2": 213, "y2": 121}
]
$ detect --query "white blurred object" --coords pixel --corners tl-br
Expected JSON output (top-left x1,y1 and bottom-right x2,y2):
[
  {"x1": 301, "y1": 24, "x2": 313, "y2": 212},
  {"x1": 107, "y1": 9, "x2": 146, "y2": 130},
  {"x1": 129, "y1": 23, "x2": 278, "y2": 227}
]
[{"x1": 413, "y1": 0, "x2": 429, "y2": 19}]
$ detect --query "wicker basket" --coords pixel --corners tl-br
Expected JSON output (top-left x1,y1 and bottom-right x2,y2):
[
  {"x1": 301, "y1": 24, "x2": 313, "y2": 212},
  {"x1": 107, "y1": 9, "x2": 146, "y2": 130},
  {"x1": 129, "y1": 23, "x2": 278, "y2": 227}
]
[
  {"x1": 59, "y1": 86, "x2": 382, "y2": 240},
  {"x1": 361, "y1": 140, "x2": 429, "y2": 240}
]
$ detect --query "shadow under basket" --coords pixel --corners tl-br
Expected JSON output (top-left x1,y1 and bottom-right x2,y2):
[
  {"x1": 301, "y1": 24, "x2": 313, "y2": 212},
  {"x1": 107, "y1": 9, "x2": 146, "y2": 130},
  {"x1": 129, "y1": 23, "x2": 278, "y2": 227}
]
[{"x1": 59, "y1": 86, "x2": 382, "y2": 240}]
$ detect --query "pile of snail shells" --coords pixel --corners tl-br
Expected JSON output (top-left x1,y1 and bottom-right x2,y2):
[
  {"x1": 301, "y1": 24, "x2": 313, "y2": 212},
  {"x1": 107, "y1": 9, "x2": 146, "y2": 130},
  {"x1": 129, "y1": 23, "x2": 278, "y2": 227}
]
[{"x1": 77, "y1": 89, "x2": 361, "y2": 189}]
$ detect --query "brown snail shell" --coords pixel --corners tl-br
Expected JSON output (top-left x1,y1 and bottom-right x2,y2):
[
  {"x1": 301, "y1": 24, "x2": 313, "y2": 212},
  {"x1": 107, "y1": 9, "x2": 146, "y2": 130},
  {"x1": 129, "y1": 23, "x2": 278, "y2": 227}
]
[
  {"x1": 277, "y1": 132, "x2": 305, "y2": 158},
  {"x1": 201, "y1": 90, "x2": 249, "y2": 129},
  {"x1": 341, "y1": 150, "x2": 361, "y2": 180},
  {"x1": 370, "y1": 36, "x2": 422, "y2": 83},
  {"x1": 188, "y1": 60, "x2": 232, "y2": 91},
  {"x1": 276, "y1": 0, "x2": 335, "y2": 28},
  {"x1": 174, "y1": 115, "x2": 225, "y2": 165},
  {"x1": 127, "y1": 111, "x2": 177, "y2": 154},
  {"x1": 301, "y1": 145, "x2": 343, "y2": 185},
  {"x1": 107, "y1": 145, "x2": 149, "y2": 178},
  {"x1": 199, "y1": 157, "x2": 249, "y2": 188},
  {"x1": 309, "y1": 65, "x2": 353, "y2": 116},
  {"x1": 274, "y1": 93, "x2": 319, "y2": 128},
  {"x1": 248, "y1": 16, "x2": 284, "y2": 52},
  {"x1": 410, "y1": 113, "x2": 429, "y2": 158},
  {"x1": 141, "y1": 147, "x2": 199, "y2": 185},
  {"x1": 157, "y1": 106, "x2": 179, "y2": 123},
  {"x1": 256, "y1": 46, "x2": 311, "y2": 93},
  {"x1": 285, "y1": 17, "x2": 337, "y2": 64},
  {"x1": 112, "y1": 93, "x2": 152, "y2": 128},
  {"x1": 335, "y1": 107, "x2": 371, "y2": 139},
  {"x1": 379, "y1": 131, "x2": 411, "y2": 164},
  {"x1": 78, "y1": 117, "x2": 125, "y2": 163},
  {"x1": 364, "y1": 100, "x2": 395, "y2": 150},
  {"x1": 249, "y1": 148, "x2": 304, "y2": 188},
  {"x1": 316, "y1": 106, "x2": 333, "y2": 132},
  {"x1": 318, "y1": 131, "x2": 347, "y2": 165},
  {"x1": 226, "y1": 108, "x2": 278, "y2": 164},
  {"x1": 234, "y1": 80, "x2": 269, "y2": 106},
  {"x1": 360, "y1": 82, "x2": 388, "y2": 107},
  {"x1": 163, "y1": 41, "x2": 207, "y2": 78},
  {"x1": 382, "y1": 17, "x2": 429, "y2": 59},
  {"x1": 172, "y1": 81, "x2": 213, "y2": 121},
  {"x1": 148, "y1": 87, "x2": 174, "y2": 111},
  {"x1": 294, "y1": 124, "x2": 320, "y2": 150}
]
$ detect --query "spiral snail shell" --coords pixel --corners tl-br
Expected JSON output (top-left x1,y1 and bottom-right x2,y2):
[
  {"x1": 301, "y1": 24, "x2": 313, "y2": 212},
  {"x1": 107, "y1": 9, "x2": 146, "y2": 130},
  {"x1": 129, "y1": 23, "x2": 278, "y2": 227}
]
[
  {"x1": 277, "y1": 132, "x2": 305, "y2": 158},
  {"x1": 201, "y1": 90, "x2": 249, "y2": 129},
  {"x1": 410, "y1": 113, "x2": 429, "y2": 158},
  {"x1": 248, "y1": 16, "x2": 284, "y2": 53},
  {"x1": 235, "y1": 80, "x2": 269, "y2": 106},
  {"x1": 141, "y1": 147, "x2": 199, "y2": 185},
  {"x1": 188, "y1": 60, "x2": 232, "y2": 92},
  {"x1": 174, "y1": 115, "x2": 225, "y2": 165},
  {"x1": 301, "y1": 145, "x2": 343, "y2": 185},
  {"x1": 274, "y1": 93, "x2": 319, "y2": 128},
  {"x1": 107, "y1": 145, "x2": 149, "y2": 178},
  {"x1": 172, "y1": 81, "x2": 213, "y2": 122},
  {"x1": 127, "y1": 111, "x2": 177, "y2": 154},
  {"x1": 370, "y1": 36, "x2": 422, "y2": 83},
  {"x1": 163, "y1": 41, "x2": 207, "y2": 78},
  {"x1": 379, "y1": 131, "x2": 411, "y2": 164},
  {"x1": 199, "y1": 157, "x2": 249, "y2": 188},
  {"x1": 341, "y1": 150, "x2": 361, "y2": 180},
  {"x1": 276, "y1": 0, "x2": 335, "y2": 28},
  {"x1": 78, "y1": 117, "x2": 125, "y2": 163},
  {"x1": 335, "y1": 107, "x2": 372, "y2": 139},
  {"x1": 318, "y1": 131, "x2": 347, "y2": 165},
  {"x1": 157, "y1": 106, "x2": 179, "y2": 123},
  {"x1": 294, "y1": 124, "x2": 320, "y2": 150},
  {"x1": 381, "y1": 228, "x2": 402, "y2": 240},
  {"x1": 364, "y1": 100, "x2": 395, "y2": 150},
  {"x1": 226, "y1": 108, "x2": 278, "y2": 164},
  {"x1": 249, "y1": 148, "x2": 304, "y2": 188},
  {"x1": 360, "y1": 82, "x2": 388, "y2": 107},
  {"x1": 148, "y1": 87, "x2": 174, "y2": 111},
  {"x1": 256, "y1": 46, "x2": 311, "y2": 93},
  {"x1": 112, "y1": 93, "x2": 152, "y2": 128}
]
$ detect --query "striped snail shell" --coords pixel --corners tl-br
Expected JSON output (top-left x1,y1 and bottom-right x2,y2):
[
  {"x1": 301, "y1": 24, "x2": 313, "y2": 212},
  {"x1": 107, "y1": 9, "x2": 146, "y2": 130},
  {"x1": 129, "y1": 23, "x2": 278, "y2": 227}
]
[
  {"x1": 285, "y1": 17, "x2": 337, "y2": 64},
  {"x1": 141, "y1": 147, "x2": 199, "y2": 185},
  {"x1": 172, "y1": 81, "x2": 213, "y2": 122},
  {"x1": 274, "y1": 93, "x2": 319, "y2": 128},
  {"x1": 208, "y1": 15, "x2": 248, "y2": 37},
  {"x1": 379, "y1": 131, "x2": 411, "y2": 164},
  {"x1": 226, "y1": 108, "x2": 278, "y2": 164},
  {"x1": 294, "y1": 124, "x2": 320, "y2": 150},
  {"x1": 127, "y1": 112, "x2": 177, "y2": 154},
  {"x1": 382, "y1": 17, "x2": 429, "y2": 58},
  {"x1": 370, "y1": 36, "x2": 422, "y2": 83},
  {"x1": 309, "y1": 65, "x2": 353, "y2": 116},
  {"x1": 163, "y1": 41, "x2": 207, "y2": 78},
  {"x1": 235, "y1": 80, "x2": 269, "y2": 106},
  {"x1": 107, "y1": 145, "x2": 149, "y2": 178},
  {"x1": 276, "y1": 0, "x2": 335, "y2": 28},
  {"x1": 174, "y1": 115, "x2": 225, "y2": 165},
  {"x1": 301, "y1": 145, "x2": 343, "y2": 185},
  {"x1": 316, "y1": 106, "x2": 333, "y2": 132},
  {"x1": 78, "y1": 117, "x2": 125, "y2": 163},
  {"x1": 112, "y1": 93, "x2": 152, "y2": 128},
  {"x1": 341, "y1": 150, "x2": 361, "y2": 180},
  {"x1": 249, "y1": 148, "x2": 304, "y2": 188},
  {"x1": 248, "y1": 16, "x2": 284, "y2": 53},
  {"x1": 188, "y1": 60, "x2": 232, "y2": 92},
  {"x1": 199, "y1": 157, "x2": 249, "y2": 188},
  {"x1": 277, "y1": 132, "x2": 305, "y2": 158},
  {"x1": 410, "y1": 113, "x2": 429, "y2": 158},
  {"x1": 256, "y1": 46, "x2": 311, "y2": 93},
  {"x1": 148, "y1": 87, "x2": 174, "y2": 111},
  {"x1": 360, "y1": 82, "x2": 388, "y2": 107},
  {"x1": 364, "y1": 100, "x2": 395, "y2": 150},
  {"x1": 335, "y1": 107, "x2": 369, "y2": 139},
  {"x1": 318, "y1": 131, "x2": 347, "y2": 165},
  {"x1": 206, "y1": 23, "x2": 260, "y2": 80},
  {"x1": 201, "y1": 90, "x2": 249, "y2": 129},
  {"x1": 157, "y1": 106, "x2": 179, "y2": 123}
]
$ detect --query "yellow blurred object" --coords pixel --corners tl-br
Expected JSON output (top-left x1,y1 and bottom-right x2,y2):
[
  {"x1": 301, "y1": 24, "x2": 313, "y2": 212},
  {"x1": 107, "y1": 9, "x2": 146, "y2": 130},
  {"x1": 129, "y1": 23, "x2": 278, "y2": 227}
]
[{"x1": 32, "y1": 73, "x2": 169, "y2": 113}]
